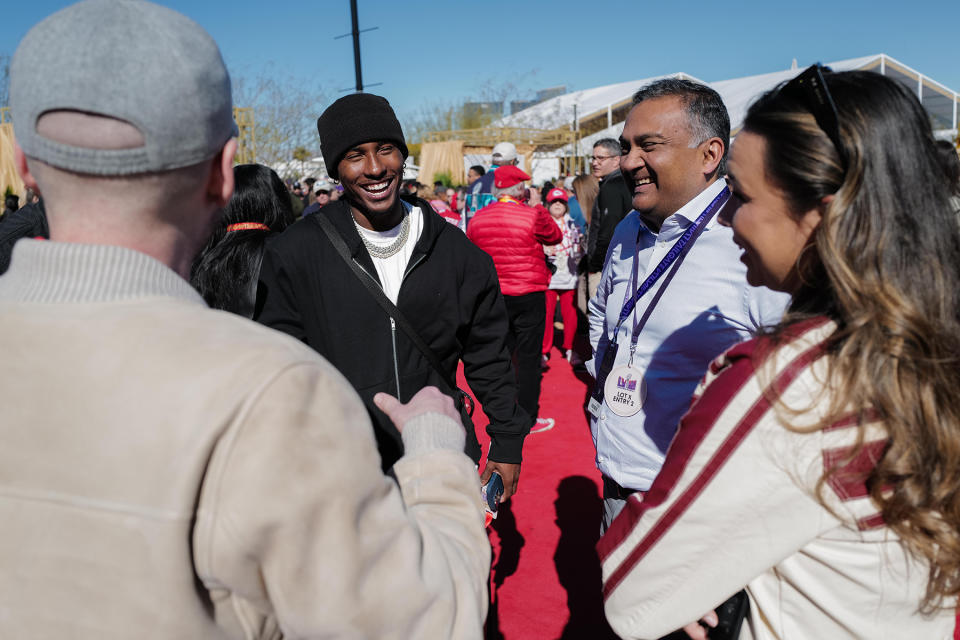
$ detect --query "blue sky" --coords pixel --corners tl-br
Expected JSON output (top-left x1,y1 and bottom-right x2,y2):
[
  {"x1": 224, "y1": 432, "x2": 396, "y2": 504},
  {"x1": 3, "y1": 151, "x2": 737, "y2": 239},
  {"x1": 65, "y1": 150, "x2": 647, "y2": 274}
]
[{"x1": 2, "y1": 0, "x2": 958, "y2": 126}]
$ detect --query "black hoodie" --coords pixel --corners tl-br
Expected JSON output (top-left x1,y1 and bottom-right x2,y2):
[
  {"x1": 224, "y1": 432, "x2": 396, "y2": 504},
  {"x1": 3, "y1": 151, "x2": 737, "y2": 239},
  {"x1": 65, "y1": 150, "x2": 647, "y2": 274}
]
[{"x1": 256, "y1": 197, "x2": 530, "y2": 470}]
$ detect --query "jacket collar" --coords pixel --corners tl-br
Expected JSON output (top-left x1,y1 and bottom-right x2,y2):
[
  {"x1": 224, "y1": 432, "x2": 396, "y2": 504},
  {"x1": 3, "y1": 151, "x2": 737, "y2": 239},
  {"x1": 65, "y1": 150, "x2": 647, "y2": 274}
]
[
  {"x1": 599, "y1": 168, "x2": 622, "y2": 185},
  {"x1": 0, "y1": 239, "x2": 205, "y2": 305}
]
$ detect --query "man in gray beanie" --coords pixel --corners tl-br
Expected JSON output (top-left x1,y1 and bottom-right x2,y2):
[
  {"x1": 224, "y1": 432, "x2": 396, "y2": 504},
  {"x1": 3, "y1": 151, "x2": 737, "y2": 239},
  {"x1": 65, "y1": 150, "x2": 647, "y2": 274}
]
[
  {"x1": 0, "y1": 1, "x2": 489, "y2": 637},
  {"x1": 257, "y1": 93, "x2": 532, "y2": 502}
]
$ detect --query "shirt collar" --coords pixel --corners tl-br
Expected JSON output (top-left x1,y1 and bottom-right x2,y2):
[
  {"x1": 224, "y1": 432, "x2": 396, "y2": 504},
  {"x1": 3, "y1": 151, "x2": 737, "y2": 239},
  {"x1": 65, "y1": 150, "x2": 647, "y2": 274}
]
[
  {"x1": 671, "y1": 178, "x2": 728, "y2": 229},
  {"x1": 0, "y1": 239, "x2": 205, "y2": 305}
]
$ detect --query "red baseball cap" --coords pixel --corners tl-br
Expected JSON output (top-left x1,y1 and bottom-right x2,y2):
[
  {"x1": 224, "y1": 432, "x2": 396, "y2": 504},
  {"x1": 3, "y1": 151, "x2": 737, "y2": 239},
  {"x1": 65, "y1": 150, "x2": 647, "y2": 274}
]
[
  {"x1": 546, "y1": 188, "x2": 568, "y2": 203},
  {"x1": 494, "y1": 165, "x2": 531, "y2": 189}
]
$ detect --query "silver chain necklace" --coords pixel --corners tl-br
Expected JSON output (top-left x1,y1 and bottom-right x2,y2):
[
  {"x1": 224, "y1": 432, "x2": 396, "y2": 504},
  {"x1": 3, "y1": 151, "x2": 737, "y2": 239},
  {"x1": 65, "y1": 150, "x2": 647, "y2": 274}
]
[{"x1": 353, "y1": 212, "x2": 410, "y2": 259}]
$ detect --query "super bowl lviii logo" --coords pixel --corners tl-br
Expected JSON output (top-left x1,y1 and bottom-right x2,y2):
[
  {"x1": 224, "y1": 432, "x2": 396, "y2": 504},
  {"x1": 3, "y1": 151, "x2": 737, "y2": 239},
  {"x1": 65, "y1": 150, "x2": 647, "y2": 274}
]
[{"x1": 617, "y1": 374, "x2": 637, "y2": 392}]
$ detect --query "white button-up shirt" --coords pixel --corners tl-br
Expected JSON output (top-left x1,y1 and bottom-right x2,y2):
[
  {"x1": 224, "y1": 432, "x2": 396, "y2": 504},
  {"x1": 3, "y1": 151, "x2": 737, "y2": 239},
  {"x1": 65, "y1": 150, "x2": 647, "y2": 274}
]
[{"x1": 587, "y1": 179, "x2": 789, "y2": 491}]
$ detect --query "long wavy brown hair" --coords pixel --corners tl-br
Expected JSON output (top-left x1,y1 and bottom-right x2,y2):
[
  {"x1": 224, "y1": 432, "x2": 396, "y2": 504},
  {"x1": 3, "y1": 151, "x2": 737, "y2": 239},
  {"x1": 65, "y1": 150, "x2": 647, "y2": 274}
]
[
  {"x1": 744, "y1": 70, "x2": 960, "y2": 612},
  {"x1": 571, "y1": 174, "x2": 599, "y2": 225}
]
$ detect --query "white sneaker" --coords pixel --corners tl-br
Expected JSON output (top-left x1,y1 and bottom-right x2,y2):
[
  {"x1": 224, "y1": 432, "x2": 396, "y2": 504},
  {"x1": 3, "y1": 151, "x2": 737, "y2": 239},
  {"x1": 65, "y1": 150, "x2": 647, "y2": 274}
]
[
  {"x1": 565, "y1": 349, "x2": 584, "y2": 367},
  {"x1": 530, "y1": 417, "x2": 555, "y2": 433},
  {"x1": 541, "y1": 354, "x2": 550, "y2": 369}
]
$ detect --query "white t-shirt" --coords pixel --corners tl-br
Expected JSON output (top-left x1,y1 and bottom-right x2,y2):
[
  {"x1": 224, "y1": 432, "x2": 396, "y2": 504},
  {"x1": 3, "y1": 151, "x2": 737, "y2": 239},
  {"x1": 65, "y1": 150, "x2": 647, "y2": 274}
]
[{"x1": 354, "y1": 202, "x2": 424, "y2": 304}]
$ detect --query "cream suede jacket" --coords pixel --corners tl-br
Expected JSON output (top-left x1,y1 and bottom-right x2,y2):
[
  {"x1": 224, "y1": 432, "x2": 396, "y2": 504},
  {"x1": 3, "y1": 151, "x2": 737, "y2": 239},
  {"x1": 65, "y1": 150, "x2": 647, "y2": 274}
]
[{"x1": 0, "y1": 240, "x2": 490, "y2": 639}]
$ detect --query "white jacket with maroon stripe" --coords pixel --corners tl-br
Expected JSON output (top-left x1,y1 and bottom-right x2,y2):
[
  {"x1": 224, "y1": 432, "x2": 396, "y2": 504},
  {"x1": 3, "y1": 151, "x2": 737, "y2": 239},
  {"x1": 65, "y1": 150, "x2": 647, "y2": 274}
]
[{"x1": 599, "y1": 319, "x2": 956, "y2": 639}]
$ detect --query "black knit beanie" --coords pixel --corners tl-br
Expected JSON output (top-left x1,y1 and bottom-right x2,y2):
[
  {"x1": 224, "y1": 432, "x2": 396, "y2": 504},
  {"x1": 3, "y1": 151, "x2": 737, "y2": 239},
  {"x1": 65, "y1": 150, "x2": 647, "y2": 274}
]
[{"x1": 316, "y1": 93, "x2": 409, "y2": 179}]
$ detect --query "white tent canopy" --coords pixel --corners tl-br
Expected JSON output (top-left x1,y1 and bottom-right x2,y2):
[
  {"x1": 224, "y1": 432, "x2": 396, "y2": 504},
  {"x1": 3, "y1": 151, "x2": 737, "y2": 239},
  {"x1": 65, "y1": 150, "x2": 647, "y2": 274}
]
[
  {"x1": 714, "y1": 54, "x2": 958, "y2": 135},
  {"x1": 502, "y1": 53, "x2": 958, "y2": 166},
  {"x1": 493, "y1": 73, "x2": 703, "y2": 132},
  {"x1": 271, "y1": 156, "x2": 420, "y2": 182}
]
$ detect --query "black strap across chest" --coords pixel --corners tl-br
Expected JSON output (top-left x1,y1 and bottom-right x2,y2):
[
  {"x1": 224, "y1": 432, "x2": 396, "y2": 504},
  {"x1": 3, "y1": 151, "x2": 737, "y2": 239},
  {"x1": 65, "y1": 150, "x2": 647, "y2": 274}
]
[{"x1": 311, "y1": 211, "x2": 461, "y2": 399}]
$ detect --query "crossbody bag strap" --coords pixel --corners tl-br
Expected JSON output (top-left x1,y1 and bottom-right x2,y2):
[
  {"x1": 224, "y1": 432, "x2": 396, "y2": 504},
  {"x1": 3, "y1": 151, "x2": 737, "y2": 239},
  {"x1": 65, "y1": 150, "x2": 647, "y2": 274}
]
[{"x1": 311, "y1": 212, "x2": 460, "y2": 397}]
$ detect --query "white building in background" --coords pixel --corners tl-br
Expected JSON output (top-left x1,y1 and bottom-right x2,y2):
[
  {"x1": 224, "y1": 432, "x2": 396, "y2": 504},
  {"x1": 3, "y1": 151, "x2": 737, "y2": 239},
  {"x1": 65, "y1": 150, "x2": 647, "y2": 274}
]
[
  {"x1": 488, "y1": 54, "x2": 959, "y2": 184},
  {"x1": 272, "y1": 157, "x2": 420, "y2": 183},
  {"x1": 272, "y1": 157, "x2": 327, "y2": 182}
]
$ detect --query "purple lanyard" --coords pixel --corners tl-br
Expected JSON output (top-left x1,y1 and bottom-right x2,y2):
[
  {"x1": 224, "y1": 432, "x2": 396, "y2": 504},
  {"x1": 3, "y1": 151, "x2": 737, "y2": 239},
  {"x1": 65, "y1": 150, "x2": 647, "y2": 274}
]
[
  {"x1": 590, "y1": 186, "x2": 730, "y2": 405},
  {"x1": 615, "y1": 187, "x2": 730, "y2": 332}
]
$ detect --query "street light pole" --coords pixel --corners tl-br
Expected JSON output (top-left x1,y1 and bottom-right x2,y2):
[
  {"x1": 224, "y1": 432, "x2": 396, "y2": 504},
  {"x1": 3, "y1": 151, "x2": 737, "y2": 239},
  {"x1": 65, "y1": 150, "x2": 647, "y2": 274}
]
[
  {"x1": 349, "y1": 0, "x2": 363, "y2": 92},
  {"x1": 335, "y1": 0, "x2": 380, "y2": 93}
]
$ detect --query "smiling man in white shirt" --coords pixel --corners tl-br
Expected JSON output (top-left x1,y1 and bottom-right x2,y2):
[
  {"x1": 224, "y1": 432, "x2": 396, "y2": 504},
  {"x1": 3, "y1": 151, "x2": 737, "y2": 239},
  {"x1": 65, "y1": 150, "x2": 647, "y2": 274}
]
[{"x1": 587, "y1": 79, "x2": 789, "y2": 531}]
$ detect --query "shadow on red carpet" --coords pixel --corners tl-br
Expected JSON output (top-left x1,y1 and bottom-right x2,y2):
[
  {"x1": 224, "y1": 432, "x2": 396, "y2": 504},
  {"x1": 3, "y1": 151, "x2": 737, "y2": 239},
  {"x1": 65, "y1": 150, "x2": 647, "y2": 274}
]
[
  {"x1": 460, "y1": 346, "x2": 619, "y2": 640},
  {"x1": 461, "y1": 329, "x2": 960, "y2": 639}
]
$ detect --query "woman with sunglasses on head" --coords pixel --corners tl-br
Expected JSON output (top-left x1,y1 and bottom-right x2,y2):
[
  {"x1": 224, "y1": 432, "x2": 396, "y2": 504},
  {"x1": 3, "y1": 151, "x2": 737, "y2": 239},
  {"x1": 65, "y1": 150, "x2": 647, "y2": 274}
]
[{"x1": 600, "y1": 68, "x2": 960, "y2": 639}]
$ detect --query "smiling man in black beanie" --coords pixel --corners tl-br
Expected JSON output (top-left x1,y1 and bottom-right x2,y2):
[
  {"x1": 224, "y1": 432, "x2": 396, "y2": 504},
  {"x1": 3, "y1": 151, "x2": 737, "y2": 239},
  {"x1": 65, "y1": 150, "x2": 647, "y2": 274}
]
[{"x1": 256, "y1": 93, "x2": 531, "y2": 501}]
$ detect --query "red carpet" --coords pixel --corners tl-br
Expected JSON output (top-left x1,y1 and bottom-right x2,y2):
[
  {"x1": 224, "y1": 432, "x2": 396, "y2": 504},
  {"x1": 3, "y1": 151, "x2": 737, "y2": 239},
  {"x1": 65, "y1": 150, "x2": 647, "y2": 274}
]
[
  {"x1": 461, "y1": 342, "x2": 960, "y2": 639},
  {"x1": 460, "y1": 341, "x2": 619, "y2": 640}
]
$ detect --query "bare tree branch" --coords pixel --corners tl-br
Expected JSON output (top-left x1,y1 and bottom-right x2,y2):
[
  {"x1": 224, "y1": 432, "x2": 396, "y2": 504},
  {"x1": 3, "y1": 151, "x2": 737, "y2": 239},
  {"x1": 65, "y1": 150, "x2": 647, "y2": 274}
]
[
  {"x1": 403, "y1": 71, "x2": 540, "y2": 144},
  {"x1": 232, "y1": 66, "x2": 327, "y2": 174}
]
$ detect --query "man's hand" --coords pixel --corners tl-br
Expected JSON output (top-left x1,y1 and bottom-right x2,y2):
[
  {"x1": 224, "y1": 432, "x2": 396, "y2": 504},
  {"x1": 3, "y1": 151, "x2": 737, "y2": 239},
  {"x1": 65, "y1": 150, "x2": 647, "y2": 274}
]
[
  {"x1": 374, "y1": 387, "x2": 464, "y2": 434},
  {"x1": 681, "y1": 610, "x2": 718, "y2": 640},
  {"x1": 480, "y1": 461, "x2": 520, "y2": 502}
]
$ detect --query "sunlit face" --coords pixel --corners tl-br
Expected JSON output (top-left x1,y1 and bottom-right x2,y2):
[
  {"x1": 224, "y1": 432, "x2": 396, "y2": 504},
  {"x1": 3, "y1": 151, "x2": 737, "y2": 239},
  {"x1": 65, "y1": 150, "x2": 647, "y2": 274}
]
[
  {"x1": 590, "y1": 145, "x2": 620, "y2": 179},
  {"x1": 336, "y1": 141, "x2": 404, "y2": 219},
  {"x1": 315, "y1": 190, "x2": 331, "y2": 207},
  {"x1": 619, "y1": 96, "x2": 712, "y2": 224},
  {"x1": 548, "y1": 200, "x2": 567, "y2": 218},
  {"x1": 467, "y1": 168, "x2": 481, "y2": 183},
  {"x1": 720, "y1": 131, "x2": 822, "y2": 292}
]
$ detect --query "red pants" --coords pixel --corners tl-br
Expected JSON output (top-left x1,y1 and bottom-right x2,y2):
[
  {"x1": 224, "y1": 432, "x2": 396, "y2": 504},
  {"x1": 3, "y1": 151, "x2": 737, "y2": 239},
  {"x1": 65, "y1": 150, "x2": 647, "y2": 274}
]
[{"x1": 542, "y1": 288, "x2": 577, "y2": 354}]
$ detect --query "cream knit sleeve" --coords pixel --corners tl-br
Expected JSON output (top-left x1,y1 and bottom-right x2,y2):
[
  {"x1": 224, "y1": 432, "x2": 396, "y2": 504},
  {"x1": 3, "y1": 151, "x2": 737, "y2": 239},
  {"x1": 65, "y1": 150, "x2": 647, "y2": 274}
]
[{"x1": 192, "y1": 360, "x2": 490, "y2": 639}]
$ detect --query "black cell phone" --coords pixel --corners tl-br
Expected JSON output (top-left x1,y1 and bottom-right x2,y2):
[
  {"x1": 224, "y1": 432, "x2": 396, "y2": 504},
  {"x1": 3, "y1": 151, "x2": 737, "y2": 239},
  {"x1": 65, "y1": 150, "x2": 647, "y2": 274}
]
[
  {"x1": 708, "y1": 590, "x2": 749, "y2": 640},
  {"x1": 659, "y1": 590, "x2": 749, "y2": 640},
  {"x1": 483, "y1": 472, "x2": 504, "y2": 513}
]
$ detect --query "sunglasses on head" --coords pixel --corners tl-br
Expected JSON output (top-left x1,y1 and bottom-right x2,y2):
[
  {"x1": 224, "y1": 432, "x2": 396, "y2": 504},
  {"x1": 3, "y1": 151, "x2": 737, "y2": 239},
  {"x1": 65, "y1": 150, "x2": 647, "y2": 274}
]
[{"x1": 779, "y1": 63, "x2": 846, "y2": 167}]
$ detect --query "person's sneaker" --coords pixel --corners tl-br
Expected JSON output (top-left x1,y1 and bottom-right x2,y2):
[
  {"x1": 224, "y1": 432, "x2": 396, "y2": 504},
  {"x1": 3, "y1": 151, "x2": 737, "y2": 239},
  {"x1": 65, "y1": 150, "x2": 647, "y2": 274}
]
[
  {"x1": 541, "y1": 353, "x2": 550, "y2": 369},
  {"x1": 530, "y1": 417, "x2": 555, "y2": 433},
  {"x1": 566, "y1": 349, "x2": 584, "y2": 367}
]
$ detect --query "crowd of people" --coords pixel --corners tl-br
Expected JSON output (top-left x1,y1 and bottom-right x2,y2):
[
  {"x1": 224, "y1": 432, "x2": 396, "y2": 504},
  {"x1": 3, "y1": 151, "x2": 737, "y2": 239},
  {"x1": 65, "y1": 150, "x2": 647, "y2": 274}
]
[{"x1": 3, "y1": 0, "x2": 960, "y2": 638}]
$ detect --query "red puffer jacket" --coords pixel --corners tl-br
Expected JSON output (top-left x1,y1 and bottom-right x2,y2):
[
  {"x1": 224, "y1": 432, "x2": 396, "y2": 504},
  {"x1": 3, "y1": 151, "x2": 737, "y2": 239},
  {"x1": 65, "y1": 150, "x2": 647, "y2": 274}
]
[{"x1": 467, "y1": 198, "x2": 563, "y2": 296}]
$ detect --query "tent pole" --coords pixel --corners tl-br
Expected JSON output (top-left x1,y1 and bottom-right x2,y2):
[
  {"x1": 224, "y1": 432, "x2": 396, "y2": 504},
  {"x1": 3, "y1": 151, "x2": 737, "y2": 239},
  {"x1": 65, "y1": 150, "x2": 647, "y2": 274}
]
[{"x1": 953, "y1": 92, "x2": 957, "y2": 131}]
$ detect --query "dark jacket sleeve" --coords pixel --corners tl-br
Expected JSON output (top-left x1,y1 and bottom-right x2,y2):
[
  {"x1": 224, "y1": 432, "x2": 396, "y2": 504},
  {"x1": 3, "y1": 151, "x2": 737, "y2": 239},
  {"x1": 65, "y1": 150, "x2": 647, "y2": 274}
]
[
  {"x1": 588, "y1": 174, "x2": 633, "y2": 273},
  {"x1": 0, "y1": 202, "x2": 48, "y2": 276},
  {"x1": 460, "y1": 252, "x2": 531, "y2": 463},
  {"x1": 254, "y1": 239, "x2": 307, "y2": 342}
]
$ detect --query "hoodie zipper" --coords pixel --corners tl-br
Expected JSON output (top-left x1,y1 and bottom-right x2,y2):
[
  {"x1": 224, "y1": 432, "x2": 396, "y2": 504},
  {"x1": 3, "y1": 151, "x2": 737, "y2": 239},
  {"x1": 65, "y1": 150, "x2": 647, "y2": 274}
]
[
  {"x1": 355, "y1": 228, "x2": 428, "y2": 402},
  {"x1": 388, "y1": 255, "x2": 427, "y2": 401},
  {"x1": 353, "y1": 256, "x2": 407, "y2": 400},
  {"x1": 403, "y1": 253, "x2": 426, "y2": 281},
  {"x1": 389, "y1": 317, "x2": 401, "y2": 398}
]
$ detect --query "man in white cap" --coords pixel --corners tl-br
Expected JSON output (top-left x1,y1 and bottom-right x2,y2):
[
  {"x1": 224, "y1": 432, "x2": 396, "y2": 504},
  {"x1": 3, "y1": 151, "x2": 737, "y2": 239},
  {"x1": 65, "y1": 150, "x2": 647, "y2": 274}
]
[
  {"x1": 463, "y1": 140, "x2": 519, "y2": 228},
  {"x1": 0, "y1": 1, "x2": 489, "y2": 637},
  {"x1": 303, "y1": 177, "x2": 334, "y2": 216},
  {"x1": 468, "y1": 165, "x2": 563, "y2": 434}
]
